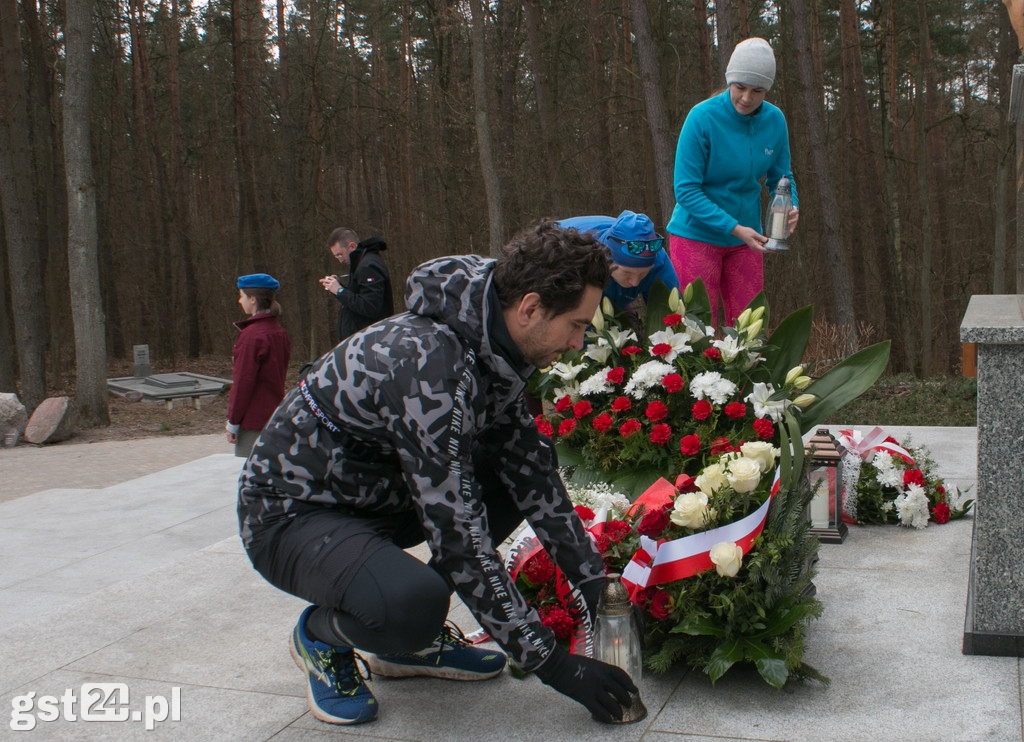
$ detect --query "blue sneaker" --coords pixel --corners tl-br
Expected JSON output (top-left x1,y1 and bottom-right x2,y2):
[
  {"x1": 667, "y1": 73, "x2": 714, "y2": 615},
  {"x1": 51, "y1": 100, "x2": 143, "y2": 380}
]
[
  {"x1": 366, "y1": 622, "x2": 506, "y2": 680},
  {"x1": 290, "y1": 606, "x2": 378, "y2": 725}
]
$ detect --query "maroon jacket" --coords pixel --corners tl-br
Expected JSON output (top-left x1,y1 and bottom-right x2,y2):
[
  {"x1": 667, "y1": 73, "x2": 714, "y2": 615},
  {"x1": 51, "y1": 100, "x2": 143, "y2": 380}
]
[{"x1": 228, "y1": 313, "x2": 291, "y2": 431}]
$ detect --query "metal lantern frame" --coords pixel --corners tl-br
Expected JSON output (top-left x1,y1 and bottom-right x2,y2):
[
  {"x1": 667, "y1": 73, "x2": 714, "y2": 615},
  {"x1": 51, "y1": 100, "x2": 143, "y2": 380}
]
[{"x1": 804, "y1": 428, "x2": 849, "y2": 544}]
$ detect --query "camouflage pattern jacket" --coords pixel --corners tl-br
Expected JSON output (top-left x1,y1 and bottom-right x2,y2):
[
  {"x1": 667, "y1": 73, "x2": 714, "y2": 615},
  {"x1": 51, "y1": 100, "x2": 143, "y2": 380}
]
[{"x1": 238, "y1": 255, "x2": 605, "y2": 671}]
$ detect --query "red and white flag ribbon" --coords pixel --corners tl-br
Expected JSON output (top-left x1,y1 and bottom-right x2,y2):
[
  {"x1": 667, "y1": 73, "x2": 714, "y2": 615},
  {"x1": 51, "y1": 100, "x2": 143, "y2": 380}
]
[
  {"x1": 620, "y1": 470, "x2": 780, "y2": 596},
  {"x1": 838, "y1": 426, "x2": 915, "y2": 465}
]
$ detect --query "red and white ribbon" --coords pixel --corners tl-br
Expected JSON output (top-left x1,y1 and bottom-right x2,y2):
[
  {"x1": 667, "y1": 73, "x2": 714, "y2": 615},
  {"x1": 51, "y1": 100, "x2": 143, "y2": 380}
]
[
  {"x1": 620, "y1": 470, "x2": 779, "y2": 596},
  {"x1": 838, "y1": 426, "x2": 915, "y2": 465}
]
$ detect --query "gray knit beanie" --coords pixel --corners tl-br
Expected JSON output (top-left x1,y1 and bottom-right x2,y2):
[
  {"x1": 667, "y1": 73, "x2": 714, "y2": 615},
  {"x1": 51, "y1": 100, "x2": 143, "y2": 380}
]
[{"x1": 725, "y1": 38, "x2": 776, "y2": 91}]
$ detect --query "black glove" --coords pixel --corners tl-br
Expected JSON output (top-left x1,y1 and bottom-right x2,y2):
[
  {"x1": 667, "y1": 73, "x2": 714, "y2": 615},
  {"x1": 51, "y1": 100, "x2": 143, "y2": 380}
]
[
  {"x1": 580, "y1": 578, "x2": 605, "y2": 623},
  {"x1": 534, "y1": 645, "x2": 637, "y2": 723}
]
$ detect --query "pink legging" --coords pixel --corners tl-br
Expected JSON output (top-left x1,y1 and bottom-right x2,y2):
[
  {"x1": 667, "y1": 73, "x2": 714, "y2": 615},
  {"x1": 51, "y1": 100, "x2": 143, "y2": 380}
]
[{"x1": 669, "y1": 234, "x2": 763, "y2": 328}]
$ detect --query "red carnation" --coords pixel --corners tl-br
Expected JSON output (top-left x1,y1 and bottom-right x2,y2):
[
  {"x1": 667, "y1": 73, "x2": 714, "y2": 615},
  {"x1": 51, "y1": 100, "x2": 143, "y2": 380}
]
[
  {"x1": 645, "y1": 400, "x2": 669, "y2": 422},
  {"x1": 522, "y1": 550, "x2": 555, "y2": 584},
  {"x1": 572, "y1": 400, "x2": 593, "y2": 418},
  {"x1": 557, "y1": 418, "x2": 577, "y2": 436},
  {"x1": 554, "y1": 395, "x2": 573, "y2": 413},
  {"x1": 663, "y1": 313, "x2": 683, "y2": 326},
  {"x1": 932, "y1": 501, "x2": 952, "y2": 524},
  {"x1": 606, "y1": 366, "x2": 626, "y2": 385},
  {"x1": 753, "y1": 418, "x2": 775, "y2": 440},
  {"x1": 534, "y1": 415, "x2": 554, "y2": 437},
  {"x1": 649, "y1": 423, "x2": 672, "y2": 445},
  {"x1": 619, "y1": 419, "x2": 642, "y2": 437},
  {"x1": 606, "y1": 520, "x2": 631, "y2": 543},
  {"x1": 679, "y1": 434, "x2": 701, "y2": 456},
  {"x1": 574, "y1": 505, "x2": 596, "y2": 521},
  {"x1": 675, "y1": 473, "x2": 699, "y2": 492},
  {"x1": 710, "y1": 436, "x2": 735, "y2": 454},
  {"x1": 904, "y1": 469, "x2": 926, "y2": 488},
  {"x1": 649, "y1": 589, "x2": 672, "y2": 620},
  {"x1": 591, "y1": 413, "x2": 613, "y2": 433},
  {"x1": 724, "y1": 401, "x2": 746, "y2": 420},
  {"x1": 540, "y1": 606, "x2": 575, "y2": 640},
  {"x1": 662, "y1": 373, "x2": 684, "y2": 393},
  {"x1": 692, "y1": 400, "x2": 713, "y2": 420},
  {"x1": 622, "y1": 345, "x2": 643, "y2": 356},
  {"x1": 703, "y1": 347, "x2": 722, "y2": 361},
  {"x1": 611, "y1": 396, "x2": 632, "y2": 413},
  {"x1": 637, "y1": 506, "x2": 670, "y2": 537},
  {"x1": 651, "y1": 343, "x2": 673, "y2": 357},
  {"x1": 594, "y1": 533, "x2": 612, "y2": 553}
]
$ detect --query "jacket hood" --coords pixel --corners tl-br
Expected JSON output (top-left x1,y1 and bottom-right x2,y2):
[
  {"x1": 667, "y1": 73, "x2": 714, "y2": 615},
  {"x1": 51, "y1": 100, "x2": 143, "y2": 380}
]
[
  {"x1": 357, "y1": 236, "x2": 387, "y2": 252},
  {"x1": 405, "y1": 255, "x2": 493, "y2": 352},
  {"x1": 404, "y1": 254, "x2": 531, "y2": 385}
]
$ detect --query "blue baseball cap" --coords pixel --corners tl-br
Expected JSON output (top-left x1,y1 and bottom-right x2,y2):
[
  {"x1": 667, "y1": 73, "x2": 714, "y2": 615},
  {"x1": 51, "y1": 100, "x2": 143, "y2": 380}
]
[
  {"x1": 237, "y1": 273, "x2": 280, "y2": 291},
  {"x1": 558, "y1": 210, "x2": 662, "y2": 268}
]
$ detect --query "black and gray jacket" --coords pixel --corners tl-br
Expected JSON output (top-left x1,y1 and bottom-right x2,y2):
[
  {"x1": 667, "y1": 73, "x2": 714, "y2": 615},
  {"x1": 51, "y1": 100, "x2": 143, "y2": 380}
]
[{"x1": 238, "y1": 255, "x2": 605, "y2": 670}]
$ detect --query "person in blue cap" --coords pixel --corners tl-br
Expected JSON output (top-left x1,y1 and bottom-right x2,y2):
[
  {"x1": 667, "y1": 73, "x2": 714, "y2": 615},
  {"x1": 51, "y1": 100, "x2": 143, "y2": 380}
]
[
  {"x1": 557, "y1": 210, "x2": 679, "y2": 312},
  {"x1": 227, "y1": 273, "x2": 292, "y2": 457}
]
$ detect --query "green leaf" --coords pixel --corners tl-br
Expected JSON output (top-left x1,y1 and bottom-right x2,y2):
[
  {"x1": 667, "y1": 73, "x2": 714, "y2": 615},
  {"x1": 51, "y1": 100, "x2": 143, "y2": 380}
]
[
  {"x1": 610, "y1": 467, "x2": 666, "y2": 498},
  {"x1": 644, "y1": 280, "x2": 676, "y2": 339},
  {"x1": 777, "y1": 410, "x2": 804, "y2": 493},
  {"x1": 753, "y1": 656, "x2": 789, "y2": 688},
  {"x1": 553, "y1": 442, "x2": 585, "y2": 468},
  {"x1": 763, "y1": 306, "x2": 813, "y2": 386},
  {"x1": 749, "y1": 598, "x2": 815, "y2": 639},
  {"x1": 798, "y1": 341, "x2": 892, "y2": 430},
  {"x1": 672, "y1": 615, "x2": 727, "y2": 638},
  {"x1": 707, "y1": 639, "x2": 743, "y2": 684},
  {"x1": 684, "y1": 279, "x2": 713, "y2": 324}
]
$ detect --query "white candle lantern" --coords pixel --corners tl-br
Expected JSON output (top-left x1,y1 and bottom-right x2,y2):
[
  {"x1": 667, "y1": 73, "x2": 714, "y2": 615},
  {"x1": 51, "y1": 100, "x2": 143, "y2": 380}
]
[
  {"x1": 763, "y1": 176, "x2": 793, "y2": 252},
  {"x1": 593, "y1": 574, "x2": 648, "y2": 723},
  {"x1": 804, "y1": 428, "x2": 848, "y2": 544}
]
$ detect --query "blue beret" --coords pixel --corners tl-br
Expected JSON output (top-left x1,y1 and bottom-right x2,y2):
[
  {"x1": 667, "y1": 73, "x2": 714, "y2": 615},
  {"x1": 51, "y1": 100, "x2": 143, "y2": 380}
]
[{"x1": 237, "y1": 273, "x2": 280, "y2": 291}]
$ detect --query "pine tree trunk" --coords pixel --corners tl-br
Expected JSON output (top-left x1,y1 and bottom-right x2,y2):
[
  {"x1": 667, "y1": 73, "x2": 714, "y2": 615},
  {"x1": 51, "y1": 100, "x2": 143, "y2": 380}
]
[
  {"x1": 524, "y1": 0, "x2": 566, "y2": 215},
  {"x1": 0, "y1": 0, "x2": 47, "y2": 409},
  {"x1": 629, "y1": 0, "x2": 675, "y2": 225},
  {"x1": 469, "y1": 0, "x2": 505, "y2": 254},
  {"x1": 786, "y1": 0, "x2": 856, "y2": 339},
  {"x1": 65, "y1": 0, "x2": 109, "y2": 425}
]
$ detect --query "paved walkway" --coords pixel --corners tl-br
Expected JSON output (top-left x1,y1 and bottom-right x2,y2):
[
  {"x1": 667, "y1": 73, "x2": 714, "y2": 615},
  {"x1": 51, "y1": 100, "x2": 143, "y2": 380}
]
[{"x1": 0, "y1": 426, "x2": 1021, "y2": 741}]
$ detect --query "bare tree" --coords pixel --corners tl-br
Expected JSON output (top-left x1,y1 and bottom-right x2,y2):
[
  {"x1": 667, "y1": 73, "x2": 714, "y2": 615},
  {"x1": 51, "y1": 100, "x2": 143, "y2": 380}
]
[
  {"x1": 469, "y1": 0, "x2": 504, "y2": 253},
  {"x1": 523, "y1": 0, "x2": 566, "y2": 215},
  {"x1": 0, "y1": 0, "x2": 46, "y2": 408},
  {"x1": 629, "y1": 0, "x2": 675, "y2": 224},
  {"x1": 784, "y1": 0, "x2": 856, "y2": 342},
  {"x1": 64, "y1": 0, "x2": 109, "y2": 424},
  {"x1": 873, "y1": 0, "x2": 916, "y2": 373}
]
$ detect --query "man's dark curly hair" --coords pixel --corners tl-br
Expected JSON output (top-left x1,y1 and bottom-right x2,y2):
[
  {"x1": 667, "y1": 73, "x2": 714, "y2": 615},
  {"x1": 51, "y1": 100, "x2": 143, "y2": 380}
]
[{"x1": 492, "y1": 220, "x2": 612, "y2": 317}]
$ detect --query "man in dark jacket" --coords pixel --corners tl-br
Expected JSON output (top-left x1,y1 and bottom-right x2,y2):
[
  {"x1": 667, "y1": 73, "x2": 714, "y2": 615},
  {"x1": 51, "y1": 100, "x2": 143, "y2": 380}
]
[
  {"x1": 319, "y1": 227, "x2": 394, "y2": 340},
  {"x1": 240, "y1": 220, "x2": 636, "y2": 727}
]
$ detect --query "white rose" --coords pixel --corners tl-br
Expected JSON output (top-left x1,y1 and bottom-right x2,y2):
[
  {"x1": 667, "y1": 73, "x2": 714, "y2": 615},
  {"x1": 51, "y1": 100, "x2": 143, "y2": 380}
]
[
  {"x1": 670, "y1": 491, "x2": 710, "y2": 529},
  {"x1": 739, "y1": 441, "x2": 777, "y2": 473},
  {"x1": 709, "y1": 541, "x2": 744, "y2": 577},
  {"x1": 695, "y1": 463, "x2": 727, "y2": 497},
  {"x1": 726, "y1": 456, "x2": 763, "y2": 493}
]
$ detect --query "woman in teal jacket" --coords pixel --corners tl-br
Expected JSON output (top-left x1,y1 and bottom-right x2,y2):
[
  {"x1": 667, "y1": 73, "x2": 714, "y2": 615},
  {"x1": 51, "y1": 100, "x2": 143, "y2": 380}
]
[{"x1": 666, "y1": 37, "x2": 798, "y2": 327}]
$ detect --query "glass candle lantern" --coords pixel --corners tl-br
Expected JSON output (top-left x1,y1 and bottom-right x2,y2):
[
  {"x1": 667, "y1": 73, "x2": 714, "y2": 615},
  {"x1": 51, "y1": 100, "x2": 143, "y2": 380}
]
[
  {"x1": 593, "y1": 574, "x2": 648, "y2": 723},
  {"x1": 763, "y1": 176, "x2": 793, "y2": 252},
  {"x1": 804, "y1": 428, "x2": 849, "y2": 544}
]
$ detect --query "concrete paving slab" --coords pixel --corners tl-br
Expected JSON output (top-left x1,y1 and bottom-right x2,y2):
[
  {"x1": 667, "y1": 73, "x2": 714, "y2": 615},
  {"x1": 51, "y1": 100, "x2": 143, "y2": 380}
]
[{"x1": 0, "y1": 427, "x2": 1020, "y2": 741}]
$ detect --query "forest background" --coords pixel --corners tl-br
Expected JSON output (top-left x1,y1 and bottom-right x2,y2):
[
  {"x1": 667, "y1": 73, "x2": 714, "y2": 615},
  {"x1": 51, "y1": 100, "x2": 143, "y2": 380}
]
[{"x1": 0, "y1": 0, "x2": 1019, "y2": 426}]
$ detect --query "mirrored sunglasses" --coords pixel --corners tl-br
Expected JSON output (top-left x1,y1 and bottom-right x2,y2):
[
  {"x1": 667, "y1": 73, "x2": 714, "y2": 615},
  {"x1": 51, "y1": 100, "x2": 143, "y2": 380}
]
[{"x1": 609, "y1": 235, "x2": 665, "y2": 256}]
